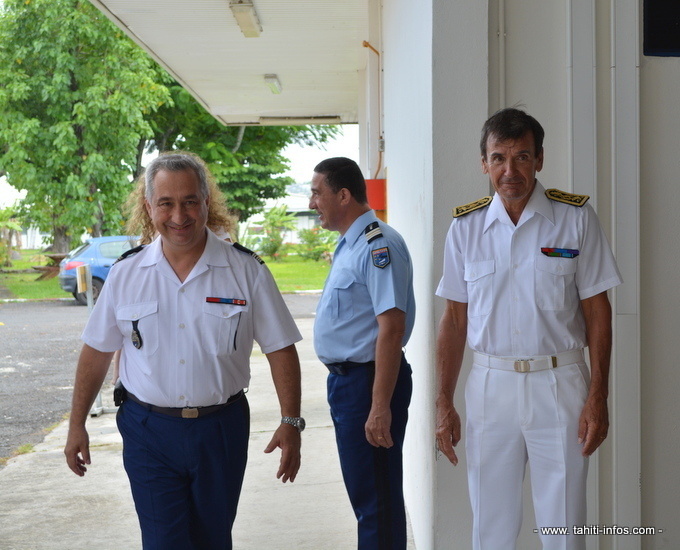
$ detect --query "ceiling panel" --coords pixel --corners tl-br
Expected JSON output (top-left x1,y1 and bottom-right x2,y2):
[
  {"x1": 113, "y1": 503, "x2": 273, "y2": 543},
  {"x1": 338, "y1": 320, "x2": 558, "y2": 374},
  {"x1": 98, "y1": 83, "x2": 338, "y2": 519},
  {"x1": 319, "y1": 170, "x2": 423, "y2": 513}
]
[{"x1": 89, "y1": 0, "x2": 368, "y2": 125}]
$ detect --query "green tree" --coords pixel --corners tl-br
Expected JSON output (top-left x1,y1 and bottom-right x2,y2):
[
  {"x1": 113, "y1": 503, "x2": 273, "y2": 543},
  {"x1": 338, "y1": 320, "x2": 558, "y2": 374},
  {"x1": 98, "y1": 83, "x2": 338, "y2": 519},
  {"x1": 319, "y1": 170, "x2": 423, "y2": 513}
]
[
  {"x1": 0, "y1": 0, "x2": 169, "y2": 252},
  {"x1": 145, "y1": 83, "x2": 339, "y2": 221}
]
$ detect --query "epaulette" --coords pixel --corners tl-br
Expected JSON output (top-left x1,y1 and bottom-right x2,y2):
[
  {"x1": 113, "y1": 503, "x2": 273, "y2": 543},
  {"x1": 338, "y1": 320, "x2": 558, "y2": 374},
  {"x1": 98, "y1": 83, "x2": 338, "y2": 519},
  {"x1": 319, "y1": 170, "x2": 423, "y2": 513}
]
[
  {"x1": 364, "y1": 221, "x2": 383, "y2": 244},
  {"x1": 114, "y1": 245, "x2": 145, "y2": 264},
  {"x1": 233, "y1": 242, "x2": 265, "y2": 265},
  {"x1": 453, "y1": 196, "x2": 492, "y2": 218},
  {"x1": 545, "y1": 188, "x2": 589, "y2": 207}
]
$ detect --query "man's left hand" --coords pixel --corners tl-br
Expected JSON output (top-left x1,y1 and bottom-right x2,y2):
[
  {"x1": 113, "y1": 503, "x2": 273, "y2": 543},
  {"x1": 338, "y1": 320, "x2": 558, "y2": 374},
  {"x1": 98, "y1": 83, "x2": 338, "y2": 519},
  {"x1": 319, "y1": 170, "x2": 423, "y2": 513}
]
[
  {"x1": 578, "y1": 394, "x2": 609, "y2": 456},
  {"x1": 264, "y1": 423, "x2": 301, "y2": 483},
  {"x1": 365, "y1": 405, "x2": 393, "y2": 448}
]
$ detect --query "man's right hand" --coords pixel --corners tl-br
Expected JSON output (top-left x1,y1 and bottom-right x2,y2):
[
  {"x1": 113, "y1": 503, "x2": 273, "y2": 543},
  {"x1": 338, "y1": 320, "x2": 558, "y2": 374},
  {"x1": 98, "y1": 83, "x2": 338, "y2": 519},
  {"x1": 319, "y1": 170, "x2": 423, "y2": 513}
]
[
  {"x1": 436, "y1": 401, "x2": 461, "y2": 466},
  {"x1": 64, "y1": 425, "x2": 91, "y2": 477}
]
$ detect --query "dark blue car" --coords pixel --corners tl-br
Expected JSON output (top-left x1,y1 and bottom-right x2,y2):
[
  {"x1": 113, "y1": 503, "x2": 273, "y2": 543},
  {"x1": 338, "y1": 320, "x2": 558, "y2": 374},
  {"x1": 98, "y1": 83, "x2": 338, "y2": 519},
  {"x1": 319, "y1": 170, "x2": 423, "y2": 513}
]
[{"x1": 58, "y1": 236, "x2": 139, "y2": 305}]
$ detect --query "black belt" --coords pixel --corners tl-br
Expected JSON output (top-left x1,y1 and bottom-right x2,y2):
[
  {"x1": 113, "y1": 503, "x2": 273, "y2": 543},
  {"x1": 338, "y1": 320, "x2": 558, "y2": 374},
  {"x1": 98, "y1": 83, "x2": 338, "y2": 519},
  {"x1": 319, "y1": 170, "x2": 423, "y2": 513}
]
[
  {"x1": 126, "y1": 390, "x2": 244, "y2": 419},
  {"x1": 324, "y1": 360, "x2": 375, "y2": 376}
]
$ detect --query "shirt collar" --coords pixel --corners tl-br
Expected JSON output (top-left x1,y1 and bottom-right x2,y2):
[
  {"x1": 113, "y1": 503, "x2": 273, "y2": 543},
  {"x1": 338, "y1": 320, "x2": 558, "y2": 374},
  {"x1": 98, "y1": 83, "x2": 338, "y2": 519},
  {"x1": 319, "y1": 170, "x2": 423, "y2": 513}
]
[
  {"x1": 341, "y1": 210, "x2": 379, "y2": 249},
  {"x1": 483, "y1": 180, "x2": 554, "y2": 232},
  {"x1": 138, "y1": 235, "x2": 163, "y2": 267},
  {"x1": 138, "y1": 229, "x2": 229, "y2": 268},
  {"x1": 201, "y1": 229, "x2": 230, "y2": 267}
]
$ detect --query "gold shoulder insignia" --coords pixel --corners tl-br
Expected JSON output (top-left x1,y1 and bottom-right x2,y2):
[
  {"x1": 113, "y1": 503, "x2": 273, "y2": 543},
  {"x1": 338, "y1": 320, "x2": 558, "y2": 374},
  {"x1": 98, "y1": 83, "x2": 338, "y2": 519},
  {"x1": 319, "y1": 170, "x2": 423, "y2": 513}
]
[
  {"x1": 545, "y1": 188, "x2": 589, "y2": 207},
  {"x1": 453, "y1": 196, "x2": 492, "y2": 218}
]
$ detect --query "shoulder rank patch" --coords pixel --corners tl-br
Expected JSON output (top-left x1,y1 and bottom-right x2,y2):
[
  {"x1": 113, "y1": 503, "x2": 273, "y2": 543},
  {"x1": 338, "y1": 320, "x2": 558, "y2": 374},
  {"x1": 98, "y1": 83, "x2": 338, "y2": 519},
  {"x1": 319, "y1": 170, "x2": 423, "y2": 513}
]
[
  {"x1": 371, "y1": 247, "x2": 390, "y2": 268},
  {"x1": 545, "y1": 188, "x2": 589, "y2": 207},
  {"x1": 114, "y1": 244, "x2": 145, "y2": 264},
  {"x1": 233, "y1": 242, "x2": 265, "y2": 264},
  {"x1": 364, "y1": 221, "x2": 383, "y2": 244},
  {"x1": 453, "y1": 196, "x2": 492, "y2": 218}
]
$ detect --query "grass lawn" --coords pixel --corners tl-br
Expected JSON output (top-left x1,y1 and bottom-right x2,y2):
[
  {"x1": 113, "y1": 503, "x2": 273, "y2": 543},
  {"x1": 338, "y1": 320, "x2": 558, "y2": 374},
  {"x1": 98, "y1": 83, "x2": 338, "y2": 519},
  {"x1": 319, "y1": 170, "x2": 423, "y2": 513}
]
[
  {"x1": 0, "y1": 249, "x2": 328, "y2": 300},
  {"x1": 0, "y1": 250, "x2": 65, "y2": 300},
  {"x1": 265, "y1": 254, "x2": 329, "y2": 293}
]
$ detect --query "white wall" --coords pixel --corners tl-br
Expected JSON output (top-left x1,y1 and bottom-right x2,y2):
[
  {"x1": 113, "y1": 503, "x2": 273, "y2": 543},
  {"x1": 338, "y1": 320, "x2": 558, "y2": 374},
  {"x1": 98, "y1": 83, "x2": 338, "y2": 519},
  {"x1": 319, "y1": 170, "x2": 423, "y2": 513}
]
[
  {"x1": 381, "y1": 0, "x2": 436, "y2": 546},
  {"x1": 382, "y1": 1, "x2": 679, "y2": 548},
  {"x1": 381, "y1": 0, "x2": 489, "y2": 547},
  {"x1": 639, "y1": 53, "x2": 680, "y2": 550}
]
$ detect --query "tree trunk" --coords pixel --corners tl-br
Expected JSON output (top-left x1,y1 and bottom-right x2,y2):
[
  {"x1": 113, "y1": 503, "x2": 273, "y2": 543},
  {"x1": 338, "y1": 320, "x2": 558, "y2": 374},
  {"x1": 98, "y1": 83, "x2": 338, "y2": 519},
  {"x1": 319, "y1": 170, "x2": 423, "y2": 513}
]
[
  {"x1": 133, "y1": 139, "x2": 147, "y2": 180},
  {"x1": 52, "y1": 226, "x2": 72, "y2": 254}
]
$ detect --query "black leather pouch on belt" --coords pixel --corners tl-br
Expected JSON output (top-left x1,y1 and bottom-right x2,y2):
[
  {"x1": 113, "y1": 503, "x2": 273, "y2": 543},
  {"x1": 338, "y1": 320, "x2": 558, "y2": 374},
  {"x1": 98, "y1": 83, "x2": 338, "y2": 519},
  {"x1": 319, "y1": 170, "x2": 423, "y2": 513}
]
[{"x1": 113, "y1": 379, "x2": 128, "y2": 406}]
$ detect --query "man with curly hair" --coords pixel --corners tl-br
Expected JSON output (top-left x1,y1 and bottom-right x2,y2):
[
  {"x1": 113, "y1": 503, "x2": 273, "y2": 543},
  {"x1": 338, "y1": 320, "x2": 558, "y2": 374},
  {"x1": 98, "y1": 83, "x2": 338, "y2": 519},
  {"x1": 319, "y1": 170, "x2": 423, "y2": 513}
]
[{"x1": 65, "y1": 152, "x2": 304, "y2": 550}]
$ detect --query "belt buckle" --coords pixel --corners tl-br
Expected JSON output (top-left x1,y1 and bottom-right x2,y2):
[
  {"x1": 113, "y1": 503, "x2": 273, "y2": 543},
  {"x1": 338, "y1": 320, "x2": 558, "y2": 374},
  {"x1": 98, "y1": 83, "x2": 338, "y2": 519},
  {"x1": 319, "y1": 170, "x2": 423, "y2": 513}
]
[
  {"x1": 182, "y1": 408, "x2": 199, "y2": 419},
  {"x1": 514, "y1": 360, "x2": 531, "y2": 373}
]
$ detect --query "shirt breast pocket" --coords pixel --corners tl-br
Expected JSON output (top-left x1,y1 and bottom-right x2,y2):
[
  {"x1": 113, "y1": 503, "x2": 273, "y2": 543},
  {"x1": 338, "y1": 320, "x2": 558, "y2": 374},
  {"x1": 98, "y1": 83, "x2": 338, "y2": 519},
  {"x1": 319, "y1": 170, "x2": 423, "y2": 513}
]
[
  {"x1": 464, "y1": 260, "x2": 495, "y2": 317},
  {"x1": 116, "y1": 301, "x2": 159, "y2": 357},
  {"x1": 535, "y1": 255, "x2": 578, "y2": 311},
  {"x1": 201, "y1": 302, "x2": 246, "y2": 356},
  {"x1": 332, "y1": 274, "x2": 357, "y2": 321}
]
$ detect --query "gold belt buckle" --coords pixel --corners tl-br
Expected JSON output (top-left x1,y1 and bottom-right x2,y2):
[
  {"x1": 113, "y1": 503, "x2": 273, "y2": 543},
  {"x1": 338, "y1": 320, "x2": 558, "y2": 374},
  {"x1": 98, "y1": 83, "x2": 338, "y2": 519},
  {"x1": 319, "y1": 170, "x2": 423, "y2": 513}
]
[
  {"x1": 514, "y1": 360, "x2": 531, "y2": 373},
  {"x1": 182, "y1": 407, "x2": 199, "y2": 419}
]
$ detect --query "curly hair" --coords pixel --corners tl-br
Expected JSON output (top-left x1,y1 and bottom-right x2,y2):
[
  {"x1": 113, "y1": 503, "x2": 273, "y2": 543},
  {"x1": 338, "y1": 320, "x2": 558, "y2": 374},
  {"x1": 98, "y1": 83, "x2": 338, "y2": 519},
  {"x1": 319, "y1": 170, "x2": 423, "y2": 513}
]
[{"x1": 125, "y1": 151, "x2": 235, "y2": 244}]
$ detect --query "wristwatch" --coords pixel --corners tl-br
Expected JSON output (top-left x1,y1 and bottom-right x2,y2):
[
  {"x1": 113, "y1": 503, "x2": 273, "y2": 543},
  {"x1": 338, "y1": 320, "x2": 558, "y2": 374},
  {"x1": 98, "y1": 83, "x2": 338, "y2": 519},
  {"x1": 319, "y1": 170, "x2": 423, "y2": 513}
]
[{"x1": 281, "y1": 416, "x2": 306, "y2": 432}]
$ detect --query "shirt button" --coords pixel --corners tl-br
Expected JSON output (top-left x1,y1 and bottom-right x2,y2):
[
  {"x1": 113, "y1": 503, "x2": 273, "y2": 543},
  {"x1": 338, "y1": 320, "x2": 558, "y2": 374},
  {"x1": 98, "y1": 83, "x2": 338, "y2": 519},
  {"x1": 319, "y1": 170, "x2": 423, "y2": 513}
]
[
  {"x1": 179, "y1": 395, "x2": 185, "y2": 401},
  {"x1": 179, "y1": 323, "x2": 185, "y2": 329},
  {"x1": 180, "y1": 288, "x2": 186, "y2": 294},
  {"x1": 179, "y1": 359, "x2": 186, "y2": 365}
]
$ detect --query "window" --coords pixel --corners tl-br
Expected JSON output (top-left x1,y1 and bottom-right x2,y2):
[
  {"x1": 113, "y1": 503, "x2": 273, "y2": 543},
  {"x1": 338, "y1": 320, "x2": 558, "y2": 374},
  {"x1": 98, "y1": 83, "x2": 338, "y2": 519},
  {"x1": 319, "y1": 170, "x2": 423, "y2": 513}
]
[
  {"x1": 644, "y1": 1, "x2": 680, "y2": 56},
  {"x1": 99, "y1": 240, "x2": 134, "y2": 259}
]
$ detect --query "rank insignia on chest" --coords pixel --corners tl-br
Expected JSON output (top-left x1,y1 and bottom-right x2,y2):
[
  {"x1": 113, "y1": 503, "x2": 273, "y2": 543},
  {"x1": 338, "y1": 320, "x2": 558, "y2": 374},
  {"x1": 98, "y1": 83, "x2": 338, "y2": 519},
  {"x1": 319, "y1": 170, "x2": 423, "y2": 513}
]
[{"x1": 372, "y1": 247, "x2": 391, "y2": 268}]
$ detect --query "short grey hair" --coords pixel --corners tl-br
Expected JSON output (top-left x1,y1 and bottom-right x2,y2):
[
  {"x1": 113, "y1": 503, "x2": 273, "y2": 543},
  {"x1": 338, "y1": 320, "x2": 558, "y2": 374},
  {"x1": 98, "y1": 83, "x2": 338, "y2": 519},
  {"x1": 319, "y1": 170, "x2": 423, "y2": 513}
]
[{"x1": 144, "y1": 152, "x2": 210, "y2": 201}]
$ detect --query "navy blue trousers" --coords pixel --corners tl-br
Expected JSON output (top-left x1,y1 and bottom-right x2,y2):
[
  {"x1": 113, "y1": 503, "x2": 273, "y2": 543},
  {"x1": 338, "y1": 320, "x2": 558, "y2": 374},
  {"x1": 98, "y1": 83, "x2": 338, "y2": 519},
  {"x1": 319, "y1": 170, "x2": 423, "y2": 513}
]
[
  {"x1": 327, "y1": 355, "x2": 412, "y2": 550},
  {"x1": 116, "y1": 396, "x2": 250, "y2": 550}
]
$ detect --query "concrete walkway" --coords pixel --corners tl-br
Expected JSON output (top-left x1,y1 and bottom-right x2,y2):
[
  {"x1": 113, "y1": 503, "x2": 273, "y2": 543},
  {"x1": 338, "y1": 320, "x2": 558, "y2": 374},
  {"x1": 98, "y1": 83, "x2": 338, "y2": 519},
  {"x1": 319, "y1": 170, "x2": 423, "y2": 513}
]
[{"x1": 0, "y1": 316, "x2": 416, "y2": 549}]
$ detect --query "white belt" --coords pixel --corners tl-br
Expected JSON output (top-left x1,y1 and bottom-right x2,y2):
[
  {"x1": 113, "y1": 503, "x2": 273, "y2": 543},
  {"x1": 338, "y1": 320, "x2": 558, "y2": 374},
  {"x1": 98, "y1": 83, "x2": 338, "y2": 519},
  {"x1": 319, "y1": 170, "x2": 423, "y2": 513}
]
[{"x1": 473, "y1": 349, "x2": 585, "y2": 373}]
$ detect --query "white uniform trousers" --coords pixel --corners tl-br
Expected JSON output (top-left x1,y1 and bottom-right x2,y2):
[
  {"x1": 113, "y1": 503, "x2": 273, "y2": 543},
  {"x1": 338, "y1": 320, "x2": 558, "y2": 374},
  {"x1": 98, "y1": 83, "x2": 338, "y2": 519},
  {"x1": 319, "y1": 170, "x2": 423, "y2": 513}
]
[{"x1": 464, "y1": 356, "x2": 590, "y2": 550}]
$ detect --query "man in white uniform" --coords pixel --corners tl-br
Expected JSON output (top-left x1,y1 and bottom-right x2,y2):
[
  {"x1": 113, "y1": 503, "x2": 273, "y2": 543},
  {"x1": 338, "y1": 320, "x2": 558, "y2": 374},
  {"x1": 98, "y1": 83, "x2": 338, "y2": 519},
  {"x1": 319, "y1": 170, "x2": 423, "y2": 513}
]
[
  {"x1": 64, "y1": 152, "x2": 304, "y2": 550},
  {"x1": 435, "y1": 108, "x2": 622, "y2": 550}
]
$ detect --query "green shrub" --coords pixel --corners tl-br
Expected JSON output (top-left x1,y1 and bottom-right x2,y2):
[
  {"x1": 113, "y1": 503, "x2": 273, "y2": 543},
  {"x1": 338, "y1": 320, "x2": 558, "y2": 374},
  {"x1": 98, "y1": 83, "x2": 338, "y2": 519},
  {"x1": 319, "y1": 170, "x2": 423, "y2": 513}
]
[{"x1": 298, "y1": 226, "x2": 336, "y2": 261}]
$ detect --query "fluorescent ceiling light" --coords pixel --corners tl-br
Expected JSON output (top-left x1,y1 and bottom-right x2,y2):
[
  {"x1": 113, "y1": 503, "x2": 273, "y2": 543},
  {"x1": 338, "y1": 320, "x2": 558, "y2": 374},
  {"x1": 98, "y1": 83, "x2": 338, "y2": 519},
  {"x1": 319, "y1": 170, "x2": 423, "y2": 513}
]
[
  {"x1": 264, "y1": 74, "x2": 282, "y2": 94},
  {"x1": 259, "y1": 116, "x2": 343, "y2": 125},
  {"x1": 229, "y1": 0, "x2": 262, "y2": 38}
]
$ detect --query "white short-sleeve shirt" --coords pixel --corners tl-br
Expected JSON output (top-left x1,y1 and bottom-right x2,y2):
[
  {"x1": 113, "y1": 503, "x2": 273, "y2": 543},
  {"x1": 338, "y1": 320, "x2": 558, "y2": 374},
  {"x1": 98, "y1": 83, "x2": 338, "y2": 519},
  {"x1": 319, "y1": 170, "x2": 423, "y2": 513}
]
[
  {"x1": 436, "y1": 182, "x2": 622, "y2": 357},
  {"x1": 82, "y1": 229, "x2": 301, "y2": 407}
]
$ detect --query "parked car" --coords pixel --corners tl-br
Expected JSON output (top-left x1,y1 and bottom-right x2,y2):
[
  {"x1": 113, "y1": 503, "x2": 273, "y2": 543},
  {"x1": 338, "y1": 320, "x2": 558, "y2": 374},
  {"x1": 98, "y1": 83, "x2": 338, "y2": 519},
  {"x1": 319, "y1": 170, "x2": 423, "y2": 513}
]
[{"x1": 58, "y1": 236, "x2": 139, "y2": 305}]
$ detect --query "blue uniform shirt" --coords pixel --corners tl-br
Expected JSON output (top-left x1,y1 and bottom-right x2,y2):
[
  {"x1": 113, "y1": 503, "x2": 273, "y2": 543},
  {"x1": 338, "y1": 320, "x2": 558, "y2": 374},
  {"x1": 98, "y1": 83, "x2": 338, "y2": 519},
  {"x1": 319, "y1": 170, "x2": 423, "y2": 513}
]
[{"x1": 314, "y1": 210, "x2": 416, "y2": 364}]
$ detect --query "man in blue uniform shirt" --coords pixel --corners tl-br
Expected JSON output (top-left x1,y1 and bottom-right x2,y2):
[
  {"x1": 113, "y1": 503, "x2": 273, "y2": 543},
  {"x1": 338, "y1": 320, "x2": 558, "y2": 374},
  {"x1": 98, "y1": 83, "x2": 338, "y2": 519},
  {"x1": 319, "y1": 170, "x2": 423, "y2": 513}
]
[{"x1": 310, "y1": 157, "x2": 416, "y2": 550}]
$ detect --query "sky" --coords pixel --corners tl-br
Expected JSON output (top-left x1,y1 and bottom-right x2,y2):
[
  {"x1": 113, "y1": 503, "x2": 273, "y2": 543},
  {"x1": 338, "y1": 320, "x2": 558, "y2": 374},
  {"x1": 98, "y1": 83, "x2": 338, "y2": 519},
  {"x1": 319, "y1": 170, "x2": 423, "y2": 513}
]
[
  {"x1": 281, "y1": 124, "x2": 359, "y2": 184},
  {"x1": 0, "y1": 178, "x2": 24, "y2": 209}
]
